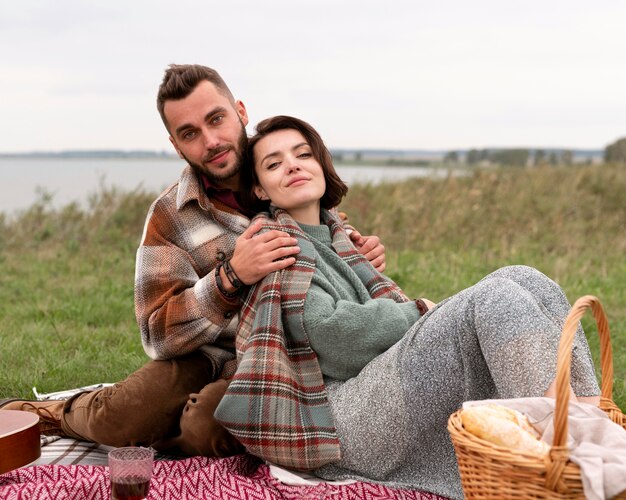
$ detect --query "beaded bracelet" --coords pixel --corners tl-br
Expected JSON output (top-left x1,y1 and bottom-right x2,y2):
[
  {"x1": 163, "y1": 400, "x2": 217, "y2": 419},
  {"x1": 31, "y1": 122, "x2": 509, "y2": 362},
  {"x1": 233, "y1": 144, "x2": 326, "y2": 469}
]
[
  {"x1": 223, "y1": 259, "x2": 244, "y2": 290},
  {"x1": 215, "y1": 261, "x2": 239, "y2": 300}
]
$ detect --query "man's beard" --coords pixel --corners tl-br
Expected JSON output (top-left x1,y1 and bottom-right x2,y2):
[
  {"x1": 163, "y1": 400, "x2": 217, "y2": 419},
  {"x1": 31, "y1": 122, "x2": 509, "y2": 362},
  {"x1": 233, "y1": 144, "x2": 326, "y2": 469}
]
[{"x1": 184, "y1": 121, "x2": 248, "y2": 187}]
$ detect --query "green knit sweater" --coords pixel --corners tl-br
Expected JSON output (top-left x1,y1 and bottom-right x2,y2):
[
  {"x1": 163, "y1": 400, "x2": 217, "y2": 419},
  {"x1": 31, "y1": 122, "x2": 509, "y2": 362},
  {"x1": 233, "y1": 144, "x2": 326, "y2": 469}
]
[{"x1": 299, "y1": 223, "x2": 420, "y2": 381}]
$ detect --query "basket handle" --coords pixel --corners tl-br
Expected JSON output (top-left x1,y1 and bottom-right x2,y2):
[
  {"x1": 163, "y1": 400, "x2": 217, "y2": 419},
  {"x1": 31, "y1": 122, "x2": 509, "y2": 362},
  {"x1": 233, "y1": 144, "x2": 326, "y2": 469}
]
[{"x1": 552, "y1": 295, "x2": 614, "y2": 448}]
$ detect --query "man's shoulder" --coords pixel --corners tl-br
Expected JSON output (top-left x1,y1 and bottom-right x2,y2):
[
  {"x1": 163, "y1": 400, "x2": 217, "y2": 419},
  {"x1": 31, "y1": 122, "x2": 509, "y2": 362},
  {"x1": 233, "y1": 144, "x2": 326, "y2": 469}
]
[
  {"x1": 150, "y1": 180, "x2": 181, "y2": 212},
  {"x1": 148, "y1": 164, "x2": 199, "y2": 215}
]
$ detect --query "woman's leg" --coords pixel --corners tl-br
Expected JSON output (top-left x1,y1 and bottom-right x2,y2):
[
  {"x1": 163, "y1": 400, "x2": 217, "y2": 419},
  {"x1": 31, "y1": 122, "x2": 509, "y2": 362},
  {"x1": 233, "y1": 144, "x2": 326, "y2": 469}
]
[
  {"x1": 479, "y1": 265, "x2": 599, "y2": 398},
  {"x1": 317, "y1": 274, "x2": 599, "y2": 498},
  {"x1": 316, "y1": 286, "x2": 488, "y2": 498}
]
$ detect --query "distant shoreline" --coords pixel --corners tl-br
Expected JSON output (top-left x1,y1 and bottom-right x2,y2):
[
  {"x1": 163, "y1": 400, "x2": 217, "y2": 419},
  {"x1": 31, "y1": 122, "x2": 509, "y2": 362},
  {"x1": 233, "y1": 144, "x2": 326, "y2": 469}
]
[
  {"x1": 0, "y1": 147, "x2": 604, "y2": 163},
  {"x1": 0, "y1": 157, "x2": 451, "y2": 215}
]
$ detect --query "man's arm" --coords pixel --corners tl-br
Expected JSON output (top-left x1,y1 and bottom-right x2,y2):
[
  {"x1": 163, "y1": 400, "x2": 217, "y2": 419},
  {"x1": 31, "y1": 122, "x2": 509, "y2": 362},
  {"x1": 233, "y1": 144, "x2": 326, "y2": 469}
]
[
  {"x1": 135, "y1": 215, "x2": 236, "y2": 360},
  {"x1": 135, "y1": 208, "x2": 299, "y2": 360}
]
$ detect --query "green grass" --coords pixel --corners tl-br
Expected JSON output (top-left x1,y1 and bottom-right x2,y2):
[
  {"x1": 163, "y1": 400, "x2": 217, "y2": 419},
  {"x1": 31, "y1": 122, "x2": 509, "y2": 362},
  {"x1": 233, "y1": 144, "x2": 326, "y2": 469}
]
[
  {"x1": 1, "y1": 164, "x2": 624, "y2": 410},
  {"x1": 0, "y1": 187, "x2": 153, "y2": 395}
]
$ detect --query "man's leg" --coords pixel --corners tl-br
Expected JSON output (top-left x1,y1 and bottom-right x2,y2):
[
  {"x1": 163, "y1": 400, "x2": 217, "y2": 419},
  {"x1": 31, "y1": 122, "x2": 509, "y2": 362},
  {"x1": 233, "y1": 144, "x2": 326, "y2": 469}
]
[
  {"x1": 3, "y1": 351, "x2": 217, "y2": 448},
  {"x1": 151, "y1": 378, "x2": 244, "y2": 457}
]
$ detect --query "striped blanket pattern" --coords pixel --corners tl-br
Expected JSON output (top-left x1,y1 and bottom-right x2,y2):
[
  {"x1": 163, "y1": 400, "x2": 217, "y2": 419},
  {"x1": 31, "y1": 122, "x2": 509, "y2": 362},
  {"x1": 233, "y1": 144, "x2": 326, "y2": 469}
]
[{"x1": 0, "y1": 452, "x2": 447, "y2": 499}]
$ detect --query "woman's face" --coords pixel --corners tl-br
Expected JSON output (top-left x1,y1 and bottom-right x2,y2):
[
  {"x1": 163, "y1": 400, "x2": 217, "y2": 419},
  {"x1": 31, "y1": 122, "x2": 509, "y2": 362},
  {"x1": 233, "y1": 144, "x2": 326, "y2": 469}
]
[{"x1": 253, "y1": 128, "x2": 326, "y2": 225}]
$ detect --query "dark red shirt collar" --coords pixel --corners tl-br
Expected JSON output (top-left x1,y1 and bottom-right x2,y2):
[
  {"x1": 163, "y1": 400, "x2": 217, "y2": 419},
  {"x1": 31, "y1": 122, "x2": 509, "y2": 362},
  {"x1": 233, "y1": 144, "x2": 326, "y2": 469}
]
[{"x1": 200, "y1": 174, "x2": 248, "y2": 215}]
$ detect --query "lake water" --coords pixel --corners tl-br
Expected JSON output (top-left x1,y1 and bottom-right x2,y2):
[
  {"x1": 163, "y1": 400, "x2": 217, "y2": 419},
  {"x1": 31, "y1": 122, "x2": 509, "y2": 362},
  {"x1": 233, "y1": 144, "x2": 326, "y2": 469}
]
[{"x1": 0, "y1": 157, "x2": 454, "y2": 215}]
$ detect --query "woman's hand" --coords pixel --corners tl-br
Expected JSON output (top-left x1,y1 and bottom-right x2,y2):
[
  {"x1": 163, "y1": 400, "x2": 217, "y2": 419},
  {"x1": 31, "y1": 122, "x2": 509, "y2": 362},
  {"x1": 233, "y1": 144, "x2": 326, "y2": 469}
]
[{"x1": 419, "y1": 298, "x2": 437, "y2": 310}]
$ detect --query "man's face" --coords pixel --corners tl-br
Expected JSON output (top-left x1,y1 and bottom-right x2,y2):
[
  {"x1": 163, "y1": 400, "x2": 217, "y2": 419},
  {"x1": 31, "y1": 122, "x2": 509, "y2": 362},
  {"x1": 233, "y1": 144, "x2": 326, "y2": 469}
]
[{"x1": 165, "y1": 80, "x2": 249, "y2": 189}]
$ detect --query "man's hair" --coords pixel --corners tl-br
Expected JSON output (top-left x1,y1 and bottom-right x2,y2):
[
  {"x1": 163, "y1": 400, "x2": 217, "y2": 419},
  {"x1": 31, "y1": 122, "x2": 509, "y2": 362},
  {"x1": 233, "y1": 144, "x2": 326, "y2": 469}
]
[
  {"x1": 157, "y1": 64, "x2": 234, "y2": 131},
  {"x1": 240, "y1": 115, "x2": 348, "y2": 213}
]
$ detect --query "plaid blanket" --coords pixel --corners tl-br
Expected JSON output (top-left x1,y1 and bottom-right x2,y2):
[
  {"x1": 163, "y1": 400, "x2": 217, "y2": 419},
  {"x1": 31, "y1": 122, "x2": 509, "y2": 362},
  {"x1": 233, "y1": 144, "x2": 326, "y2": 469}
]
[
  {"x1": 215, "y1": 208, "x2": 410, "y2": 471},
  {"x1": 0, "y1": 441, "x2": 448, "y2": 499}
]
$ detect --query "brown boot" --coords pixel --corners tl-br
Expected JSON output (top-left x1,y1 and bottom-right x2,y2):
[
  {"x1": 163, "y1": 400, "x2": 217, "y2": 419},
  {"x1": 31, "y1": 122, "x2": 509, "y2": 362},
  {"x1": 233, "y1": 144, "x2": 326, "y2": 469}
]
[{"x1": 1, "y1": 399, "x2": 65, "y2": 436}]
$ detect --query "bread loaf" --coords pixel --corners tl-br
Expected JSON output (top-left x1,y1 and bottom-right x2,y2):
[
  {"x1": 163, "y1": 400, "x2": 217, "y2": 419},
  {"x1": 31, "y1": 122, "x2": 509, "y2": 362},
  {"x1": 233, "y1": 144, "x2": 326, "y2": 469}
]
[{"x1": 460, "y1": 404, "x2": 549, "y2": 456}]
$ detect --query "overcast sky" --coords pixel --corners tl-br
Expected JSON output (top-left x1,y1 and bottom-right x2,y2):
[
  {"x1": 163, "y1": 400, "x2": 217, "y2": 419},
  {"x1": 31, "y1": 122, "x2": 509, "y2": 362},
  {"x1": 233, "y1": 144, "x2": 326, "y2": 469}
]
[{"x1": 1, "y1": 0, "x2": 625, "y2": 153}]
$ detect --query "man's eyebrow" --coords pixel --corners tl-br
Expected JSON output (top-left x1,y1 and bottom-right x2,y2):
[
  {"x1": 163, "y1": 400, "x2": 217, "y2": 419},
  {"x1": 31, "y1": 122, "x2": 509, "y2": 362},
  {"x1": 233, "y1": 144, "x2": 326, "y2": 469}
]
[
  {"x1": 260, "y1": 142, "x2": 309, "y2": 164},
  {"x1": 174, "y1": 106, "x2": 227, "y2": 137}
]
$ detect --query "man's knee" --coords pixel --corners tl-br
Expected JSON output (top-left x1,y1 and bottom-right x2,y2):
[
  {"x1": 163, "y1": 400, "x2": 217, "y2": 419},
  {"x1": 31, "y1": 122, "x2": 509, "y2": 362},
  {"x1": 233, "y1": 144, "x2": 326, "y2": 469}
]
[{"x1": 153, "y1": 378, "x2": 244, "y2": 457}]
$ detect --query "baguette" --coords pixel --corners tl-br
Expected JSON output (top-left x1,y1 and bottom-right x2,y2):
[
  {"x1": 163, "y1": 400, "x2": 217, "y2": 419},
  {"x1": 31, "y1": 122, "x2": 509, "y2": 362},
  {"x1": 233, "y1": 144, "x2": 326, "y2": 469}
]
[{"x1": 460, "y1": 404, "x2": 549, "y2": 456}]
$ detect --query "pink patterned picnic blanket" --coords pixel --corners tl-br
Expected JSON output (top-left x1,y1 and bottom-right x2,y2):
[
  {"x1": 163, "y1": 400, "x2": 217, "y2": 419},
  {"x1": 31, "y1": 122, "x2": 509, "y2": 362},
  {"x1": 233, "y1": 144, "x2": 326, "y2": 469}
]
[{"x1": 0, "y1": 454, "x2": 446, "y2": 499}]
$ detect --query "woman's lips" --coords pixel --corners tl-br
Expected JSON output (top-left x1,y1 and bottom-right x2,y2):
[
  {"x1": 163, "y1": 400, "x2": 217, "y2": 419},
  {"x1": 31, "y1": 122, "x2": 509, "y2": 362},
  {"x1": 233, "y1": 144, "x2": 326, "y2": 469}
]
[{"x1": 286, "y1": 176, "x2": 309, "y2": 187}]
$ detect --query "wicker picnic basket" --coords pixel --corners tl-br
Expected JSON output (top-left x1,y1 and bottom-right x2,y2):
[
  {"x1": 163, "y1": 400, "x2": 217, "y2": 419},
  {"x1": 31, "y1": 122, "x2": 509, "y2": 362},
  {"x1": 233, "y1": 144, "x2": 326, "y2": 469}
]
[{"x1": 448, "y1": 295, "x2": 626, "y2": 498}]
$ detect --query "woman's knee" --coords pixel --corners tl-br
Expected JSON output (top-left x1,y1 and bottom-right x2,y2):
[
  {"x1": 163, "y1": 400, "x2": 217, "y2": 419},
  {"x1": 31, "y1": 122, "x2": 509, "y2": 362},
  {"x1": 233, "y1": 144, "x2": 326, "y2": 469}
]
[
  {"x1": 472, "y1": 277, "x2": 524, "y2": 306},
  {"x1": 484, "y1": 265, "x2": 546, "y2": 284},
  {"x1": 481, "y1": 265, "x2": 563, "y2": 304}
]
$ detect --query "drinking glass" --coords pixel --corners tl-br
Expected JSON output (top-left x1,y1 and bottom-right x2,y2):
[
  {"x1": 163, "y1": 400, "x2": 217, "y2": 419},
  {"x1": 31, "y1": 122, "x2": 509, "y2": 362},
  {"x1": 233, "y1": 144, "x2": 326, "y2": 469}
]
[{"x1": 108, "y1": 446, "x2": 154, "y2": 500}]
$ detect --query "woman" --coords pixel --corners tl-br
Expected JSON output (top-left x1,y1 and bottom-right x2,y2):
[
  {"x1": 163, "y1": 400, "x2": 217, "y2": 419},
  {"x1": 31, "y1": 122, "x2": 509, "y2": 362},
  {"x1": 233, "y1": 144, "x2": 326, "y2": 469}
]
[{"x1": 215, "y1": 116, "x2": 600, "y2": 499}]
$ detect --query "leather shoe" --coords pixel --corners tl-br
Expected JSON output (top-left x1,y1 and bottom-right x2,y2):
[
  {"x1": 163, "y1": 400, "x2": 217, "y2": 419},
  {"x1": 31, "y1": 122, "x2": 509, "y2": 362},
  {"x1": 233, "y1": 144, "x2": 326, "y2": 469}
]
[{"x1": 1, "y1": 398, "x2": 65, "y2": 436}]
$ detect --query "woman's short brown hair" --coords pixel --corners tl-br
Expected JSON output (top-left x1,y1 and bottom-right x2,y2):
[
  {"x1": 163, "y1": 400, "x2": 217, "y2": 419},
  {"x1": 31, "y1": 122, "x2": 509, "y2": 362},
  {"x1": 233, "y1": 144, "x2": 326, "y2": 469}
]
[{"x1": 240, "y1": 115, "x2": 348, "y2": 214}]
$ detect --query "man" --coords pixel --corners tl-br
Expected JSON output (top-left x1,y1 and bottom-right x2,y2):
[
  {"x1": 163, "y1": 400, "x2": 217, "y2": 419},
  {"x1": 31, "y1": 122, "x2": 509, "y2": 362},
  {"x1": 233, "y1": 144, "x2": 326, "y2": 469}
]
[{"x1": 1, "y1": 64, "x2": 385, "y2": 456}]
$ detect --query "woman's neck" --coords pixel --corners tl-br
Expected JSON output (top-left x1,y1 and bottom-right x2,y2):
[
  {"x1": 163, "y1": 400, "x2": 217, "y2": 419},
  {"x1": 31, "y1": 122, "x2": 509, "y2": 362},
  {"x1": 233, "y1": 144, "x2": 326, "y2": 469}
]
[{"x1": 285, "y1": 205, "x2": 321, "y2": 225}]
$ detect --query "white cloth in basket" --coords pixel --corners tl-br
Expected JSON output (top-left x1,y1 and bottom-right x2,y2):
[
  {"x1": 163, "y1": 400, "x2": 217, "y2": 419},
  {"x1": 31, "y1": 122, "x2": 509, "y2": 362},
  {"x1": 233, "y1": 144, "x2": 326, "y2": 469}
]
[{"x1": 464, "y1": 397, "x2": 626, "y2": 500}]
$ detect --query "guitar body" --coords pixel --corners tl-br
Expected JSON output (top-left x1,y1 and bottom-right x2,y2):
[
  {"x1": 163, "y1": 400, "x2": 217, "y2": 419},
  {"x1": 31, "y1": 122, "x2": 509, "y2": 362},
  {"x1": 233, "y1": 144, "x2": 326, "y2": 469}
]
[{"x1": 0, "y1": 410, "x2": 41, "y2": 474}]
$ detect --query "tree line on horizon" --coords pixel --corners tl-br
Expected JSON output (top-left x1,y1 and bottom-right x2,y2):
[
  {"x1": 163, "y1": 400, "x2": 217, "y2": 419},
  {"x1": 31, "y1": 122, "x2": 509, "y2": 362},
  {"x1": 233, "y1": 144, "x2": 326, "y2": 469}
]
[
  {"x1": 445, "y1": 148, "x2": 576, "y2": 167},
  {"x1": 604, "y1": 137, "x2": 626, "y2": 164},
  {"x1": 443, "y1": 136, "x2": 626, "y2": 167}
]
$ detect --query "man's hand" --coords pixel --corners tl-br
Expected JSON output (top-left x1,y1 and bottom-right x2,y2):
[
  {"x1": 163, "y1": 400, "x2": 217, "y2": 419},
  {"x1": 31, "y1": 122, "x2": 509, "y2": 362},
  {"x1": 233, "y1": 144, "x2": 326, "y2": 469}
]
[
  {"x1": 349, "y1": 230, "x2": 386, "y2": 273},
  {"x1": 229, "y1": 218, "x2": 300, "y2": 285}
]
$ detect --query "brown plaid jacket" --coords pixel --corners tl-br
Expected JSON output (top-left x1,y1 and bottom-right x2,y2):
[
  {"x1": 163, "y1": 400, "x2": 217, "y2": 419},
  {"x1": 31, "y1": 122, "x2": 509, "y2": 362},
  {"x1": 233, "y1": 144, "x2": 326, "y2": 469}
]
[
  {"x1": 215, "y1": 207, "x2": 410, "y2": 471},
  {"x1": 134, "y1": 165, "x2": 245, "y2": 367}
]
